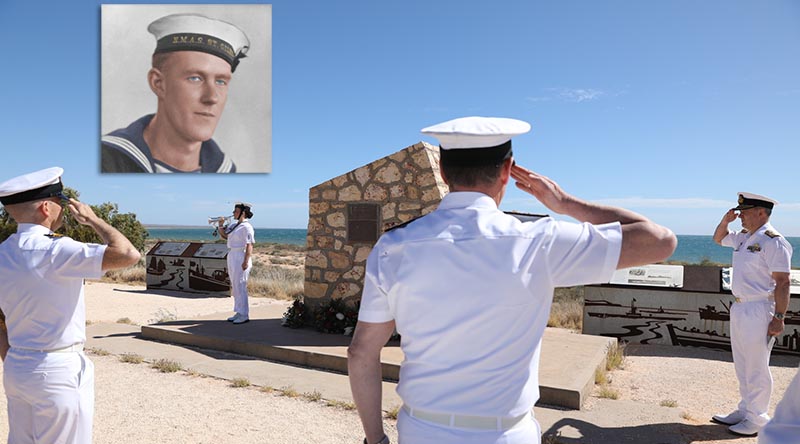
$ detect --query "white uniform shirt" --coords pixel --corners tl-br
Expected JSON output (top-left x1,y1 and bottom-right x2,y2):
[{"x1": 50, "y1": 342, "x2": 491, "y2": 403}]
[
  {"x1": 226, "y1": 220, "x2": 255, "y2": 249},
  {"x1": 0, "y1": 223, "x2": 106, "y2": 350},
  {"x1": 359, "y1": 192, "x2": 622, "y2": 417},
  {"x1": 721, "y1": 222, "x2": 792, "y2": 299}
]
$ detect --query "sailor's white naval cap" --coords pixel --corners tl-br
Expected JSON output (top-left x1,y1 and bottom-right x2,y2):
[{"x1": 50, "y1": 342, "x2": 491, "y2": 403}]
[
  {"x1": 421, "y1": 116, "x2": 531, "y2": 166},
  {"x1": 148, "y1": 13, "x2": 250, "y2": 72},
  {"x1": 733, "y1": 192, "x2": 778, "y2": 211},
  {"x1": 0, "y1": 167, "x2": 66, "y2": 206}
]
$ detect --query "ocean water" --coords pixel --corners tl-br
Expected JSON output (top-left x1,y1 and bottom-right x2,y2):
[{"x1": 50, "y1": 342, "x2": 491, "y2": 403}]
[
  {"x1": 147, "y1": 227, "x2": 306, "y2": 246},
  {"x1": 145, "y1": 228, "x2": 800, "y2": 268}
]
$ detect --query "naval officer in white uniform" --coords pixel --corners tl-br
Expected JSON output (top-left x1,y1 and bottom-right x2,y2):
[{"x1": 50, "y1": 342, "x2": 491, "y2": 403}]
[
  {"x1": 0, "y1": 167, "x2": 141, "y2": 444},
  {"x1": 218, "y1": 202, "x2": 255, "y2": 324},
  {"x1": 712, "y1": 192, "x2": 793, "y2": 437},
  {"x1": 347, "y1": 116, "x2": 677, "y2": 444}
]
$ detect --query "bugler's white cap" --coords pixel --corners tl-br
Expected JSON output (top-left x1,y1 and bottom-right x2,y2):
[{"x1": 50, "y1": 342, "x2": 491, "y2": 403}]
[
  {"x1": 0, "y1": 167, "x2": 65, "y2": 205},
  {"x1": 234, "y1": 201, "x2": 253, "y2": 208},
  {"x1": 734, "y1": 192, "x2": 778, "y2": 210},
  {"x1": 421, "y1": 116, "x2": 531, "y2": 149},
  {"x1": 148, "y1": 13, "x2": 250, "y2": 72}
]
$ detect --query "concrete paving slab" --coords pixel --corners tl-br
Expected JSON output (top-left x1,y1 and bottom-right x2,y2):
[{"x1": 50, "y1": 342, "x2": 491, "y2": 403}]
[
  {"x1": 86, "y1": 323, "x2": 698, "y2": 443},
  {"x1": 138, "y1": 305, "x2": 615, "y2": 409},
  {"x1": 86, "y1": 322, "x2": 403, "y2": 410}
]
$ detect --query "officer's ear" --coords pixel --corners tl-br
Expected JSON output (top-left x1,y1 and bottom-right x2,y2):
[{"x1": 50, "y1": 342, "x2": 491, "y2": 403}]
[
  {"x1": 36, "y1": 200, "x2": 55, "y2": 220},
  {"x1": 498, "y1": 158, "x2": 513, "y2": 186},
  {"x1": 148, "y1": 68, "x2": 166, "y2": 98}
]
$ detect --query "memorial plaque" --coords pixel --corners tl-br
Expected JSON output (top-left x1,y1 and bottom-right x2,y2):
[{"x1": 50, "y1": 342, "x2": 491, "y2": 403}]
[
  {"x1": 348, "y1": 203, "x2": 379, "y2": 243},
  {"x1": 609, "y1": 264, "x2": 684, "y2": 288}
]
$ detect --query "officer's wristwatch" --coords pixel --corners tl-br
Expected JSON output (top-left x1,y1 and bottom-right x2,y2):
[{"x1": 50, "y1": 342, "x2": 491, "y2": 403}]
[
  {"x1": 364, "y1": 435, "x2": 390, "y2": 444},
  {"x1": 774, "y1": 312, "x2": 786, "y2": 321}
]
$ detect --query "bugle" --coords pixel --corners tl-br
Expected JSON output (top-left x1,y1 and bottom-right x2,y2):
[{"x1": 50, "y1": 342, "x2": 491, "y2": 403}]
[{"x1": 208, "y1": 216, "x2": 233, "y2": 237}]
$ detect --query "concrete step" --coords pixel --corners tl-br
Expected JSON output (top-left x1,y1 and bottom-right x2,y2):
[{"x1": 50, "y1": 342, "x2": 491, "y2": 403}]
[{"x1": 140, "y1": 305, "x2": 614, "y2": 409}]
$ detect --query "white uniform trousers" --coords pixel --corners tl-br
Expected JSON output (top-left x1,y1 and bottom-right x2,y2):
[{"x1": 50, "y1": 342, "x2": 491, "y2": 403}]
[
  {"x1": 730, "y1": 299, "x2": 775, "y2": 426},
  {"x1": 227, "y1": 249, "x2": 252, "y2": 318},
  {"x1": 3, "y1": 348, "x2": 94, "y2": 444},
  {"x1": 759, "y1": 362, "x2": 800, "y2": 444},
  {"x1": 397, "y1": 407, "x2": 540, "y2": 444}
]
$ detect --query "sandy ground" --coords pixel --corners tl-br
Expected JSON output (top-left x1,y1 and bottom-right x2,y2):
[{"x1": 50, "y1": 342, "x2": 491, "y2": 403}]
[{"x1": 0, "y1": 281, "x2": 798, "y2": 443}]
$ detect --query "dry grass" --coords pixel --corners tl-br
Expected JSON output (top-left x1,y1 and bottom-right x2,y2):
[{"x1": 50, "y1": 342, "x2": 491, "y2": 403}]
[
  {"x1": 548, "y1": 286, "x2": 584, "y2": 331},
  {"x1": 595, "y1": 367, "x2": 609, "y2": 385},
  {"x1": 248, "y1": 265, "x2": 304, "y2": 300},
  {"x1": 605, "y1": 341, "x2": 626, "y2": 371},
  {"x1": 87, "y1": 347, "x2": 110, "y2": 356},
  {"x1": 303, "y1": 390, "x2": 323, "y2": 402},
  {"x1": 152, "y1": 358, "x2": 183, "y2": 373},
  {"x1": 681, "y1": 411, "x2": 697, "y2": 421},
  {"x1": 385, "y1": 405, "x2": 401, "y2": 420},
  {"x1": 230, "y1": 377, "x2": 251, "y2": 388},
  {"x1": 660, "y1": 399, "x2": 678, "y2": 408},
  {"x1": 119, "y1": 353, "x2": 144, "y2": 364},
  {"x1": 597, "y1": 386, "x2": 620, "y2": 399},
  {"x1": 325, "y1": 399, "x2": 356, "y2": 410},
  {"x1": 103, "y1": 260, "x2": 146, "y2": 285},
  {"x1": 280, "y1": 385, "x2": 300, "y2": 398},
  {"x1": 116, "y1": 317, "x2": 135, "y2": 325}
]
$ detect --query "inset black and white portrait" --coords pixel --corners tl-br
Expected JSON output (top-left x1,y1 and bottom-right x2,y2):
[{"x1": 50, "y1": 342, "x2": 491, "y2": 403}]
[{"x1": 101, "y1": 4, "x2": 271, "y2": 173}]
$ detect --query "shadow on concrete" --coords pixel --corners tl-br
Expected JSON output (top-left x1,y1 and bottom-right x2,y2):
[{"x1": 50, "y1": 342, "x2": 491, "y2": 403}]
[
  {"x1": 139, "y1": 318, "x2": 403, "y2": 379},
  {"x1": 543, "y1": 418, "x2": 738, "y2": 444},
  {"x1": 110, "y1": 287, "x2": 230, "y2": 299},
  {"x1": 148, "y1": 318, "x2": 401, "y2": 349}
]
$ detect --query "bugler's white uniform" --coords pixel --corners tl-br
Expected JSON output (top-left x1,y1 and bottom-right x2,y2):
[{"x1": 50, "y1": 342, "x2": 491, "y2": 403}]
[
  {"x1": 721, "y1": 222, "x2": 793, "y2": 427},
  {"x1": 0, "y1": 223, "x2": 106, "y2": 444},
  {"x1": 359, "y1": 192, "x2": 622, "y2": 444},
  {"x1": 758, "y1": 362, "x2": 800, "y2": 444},
  {"x1": 226, "y1": 220, "x2": 255, "y2": 319}
]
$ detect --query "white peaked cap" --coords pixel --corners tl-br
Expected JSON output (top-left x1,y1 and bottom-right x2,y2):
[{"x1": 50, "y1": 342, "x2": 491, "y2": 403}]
[
  {"x1": 421, "y1": 116, "x2": 531, "y2": 149},
  {"x1": 0, "y1": 167, "x2": 64, "y2": 205}
]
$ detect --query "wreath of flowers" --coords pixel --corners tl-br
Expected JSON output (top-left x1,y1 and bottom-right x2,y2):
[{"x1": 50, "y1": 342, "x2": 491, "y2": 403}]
[{"x1": 282, "y1": 297, "x2": 359, "y2": 336}]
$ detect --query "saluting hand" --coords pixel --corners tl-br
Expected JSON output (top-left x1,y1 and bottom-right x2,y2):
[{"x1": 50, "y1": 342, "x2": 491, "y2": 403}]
[
  {"x1": 721, "y1": 209, "x2": 738, "y2": 225},
  {"x1": 510, "y1": 163, "x2": 573, "y2": 214},
  {"x1": 66, "y1": 198, "x2": 100, "y2": 226}
]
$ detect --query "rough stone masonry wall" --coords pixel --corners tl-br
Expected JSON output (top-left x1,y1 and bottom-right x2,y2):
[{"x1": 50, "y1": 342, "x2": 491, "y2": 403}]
[{"x1": 303, "y1": 142, "x2": 448, "y2": 309}]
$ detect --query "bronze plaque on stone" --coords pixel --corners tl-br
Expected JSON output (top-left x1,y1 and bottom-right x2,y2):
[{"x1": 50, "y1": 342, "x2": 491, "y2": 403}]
[{"x1": 348, "y1": 203, "x2": 379, "y2": 243}]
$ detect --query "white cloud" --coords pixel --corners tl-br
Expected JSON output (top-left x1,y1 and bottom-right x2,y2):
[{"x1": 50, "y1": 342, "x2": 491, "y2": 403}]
[
  {"x1": 555, "y1": 88, "x2": 605, "y2": 103},
  {"x1": 526, "y1": 87, "x2": 606, "y2": 104}
]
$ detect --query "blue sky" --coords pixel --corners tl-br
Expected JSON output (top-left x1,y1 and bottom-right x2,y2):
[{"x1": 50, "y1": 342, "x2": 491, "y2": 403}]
[{"x1": 0, "y1": 0, "x2": 798, "y2": 235}]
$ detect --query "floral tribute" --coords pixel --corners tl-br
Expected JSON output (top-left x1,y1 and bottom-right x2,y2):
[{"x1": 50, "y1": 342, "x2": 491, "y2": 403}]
[{"x1": 282, "y1": 297, "x2": 359, "y2": 336}]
